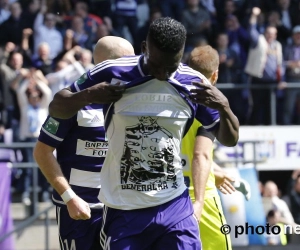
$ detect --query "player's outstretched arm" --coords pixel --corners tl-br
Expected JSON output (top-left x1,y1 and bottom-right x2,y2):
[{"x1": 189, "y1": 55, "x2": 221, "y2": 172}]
[
  {"x1": 190, "y1": 81, "x2": 239, "y2": 147},
  {"x1": 49, "y1": 83, "x2": 125, "y2": 119},
  {"x1": 49, "y1": 87, "x2": 92, "y2": 119},
  {"x1": 33, "y1": 140, "x2": 91, "y2": 220}
]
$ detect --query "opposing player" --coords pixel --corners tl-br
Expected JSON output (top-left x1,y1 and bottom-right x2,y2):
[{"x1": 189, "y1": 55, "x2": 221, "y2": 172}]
[
  {"x1": 183, "y1": 45, "x2": 248, "y2": 250},
  {"x1": 48, "y1": 18, "x2": 239, "y2": 249},
  {"x1": 33, "y1": 36, "x2": 135, "y2": 250}
]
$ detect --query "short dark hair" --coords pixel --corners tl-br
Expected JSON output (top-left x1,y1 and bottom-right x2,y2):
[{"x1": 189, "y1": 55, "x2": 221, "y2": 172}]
[{"x1": 147, "y1": 17, "x2": 186, "y2": 53}]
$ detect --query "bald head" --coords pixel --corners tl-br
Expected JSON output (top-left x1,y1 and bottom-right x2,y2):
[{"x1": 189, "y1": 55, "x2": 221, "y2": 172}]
[{"x1": 93, "y1": 36, "x2": 135, "y2": 64}]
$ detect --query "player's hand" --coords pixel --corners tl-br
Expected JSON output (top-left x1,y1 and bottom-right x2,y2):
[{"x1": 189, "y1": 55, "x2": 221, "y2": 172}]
[
  {"x1": 215, "y1": 173, "x2": 236, "y2": 195},
  {"x1": 193, "y1": 201, "x2": 203, "y2": 224},
  {"x1": 66, "y1": 196, "x2": 91, "y2": 220},
  {"x1": 190, "y1": 81, "x2": 229, "y2": 111},
  {"x1": 86, "y1": 82, "x2": 125, "y2": 104}
]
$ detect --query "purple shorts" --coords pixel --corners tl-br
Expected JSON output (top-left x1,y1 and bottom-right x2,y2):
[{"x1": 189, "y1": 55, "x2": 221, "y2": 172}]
[
  {"x1": 56, "y1": 206, "x2": 103, "y2": 250},
  {"x1": 100, "y1": 189, "x2": 201, "y2": 250}
]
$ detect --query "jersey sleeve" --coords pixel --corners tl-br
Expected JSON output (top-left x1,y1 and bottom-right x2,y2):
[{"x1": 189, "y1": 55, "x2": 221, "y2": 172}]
[
  {"x1": 38, "y1": 116, "x2": 76, "y2": 148},
  {"x1": 69, "y1": 60, "x2": 115, "y2": 93},
  {"x1": 195, "y1": 104, "x2": 220, "y2": 132},
  {"x1": 172, "y1": 64, "x2": 220, "y2": 132},
  {"x1": 196, "y1": 126, "x2": 215, "y2": 141}
]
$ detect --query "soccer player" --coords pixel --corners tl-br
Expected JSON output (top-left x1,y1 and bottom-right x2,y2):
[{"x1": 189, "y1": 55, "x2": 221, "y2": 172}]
[
  {"x1": 184, "y1": 45, "x2": 249, "y2": 250},
  {"x1": 47, "y1": 17, "x2": 239, "y2": 249},
  {"x1": 33, "y1": 36, "x2": 135, "y2": 250}
]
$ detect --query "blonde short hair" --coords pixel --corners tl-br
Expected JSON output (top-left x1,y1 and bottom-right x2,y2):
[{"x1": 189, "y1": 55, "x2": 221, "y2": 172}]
[{"x1": 189, "y1": 45, "x2": 219, "y2": 79}]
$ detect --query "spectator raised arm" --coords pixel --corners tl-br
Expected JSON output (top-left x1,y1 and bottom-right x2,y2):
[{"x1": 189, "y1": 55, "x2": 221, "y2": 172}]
[{"x1": 33, "y1": 1, "x2": 63, "y2": 59}]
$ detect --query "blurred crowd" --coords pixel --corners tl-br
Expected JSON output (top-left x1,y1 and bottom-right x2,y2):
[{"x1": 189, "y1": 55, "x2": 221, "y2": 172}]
[
  {"x1": 0, "y1": 0, "x2": 300, "y2": 204},
  {"x1": 260, "y1": 170, "x2": 300, "y2": 245}
]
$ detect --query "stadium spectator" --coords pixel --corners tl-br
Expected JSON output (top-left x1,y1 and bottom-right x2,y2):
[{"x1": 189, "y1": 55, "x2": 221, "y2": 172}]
[
  {"x1": 67, "y1": 15, "x2": 94, "y2": 49},
  {"x1": 254, "y1": 10, "x2": 266, "y2": 34},
  {"x1": 112, "y1": 0, "x2": 138, "y2": 48},
  {"x1": 245, "y1": 7, "x2": 286, "y2": 125},
  {"x1": 200, "y1": 0, "x2": 216, "y2": 17},
  {"x1": 181, "y1": 0, "x2": 211, "y2": 52},
  {"x1": 13, "y1": 68, "x2": 51, "y2": 205},
  {"x1": 45, "y1": 45, "x2": 92, "y2": 97},
  {"x1": 0, "y1": 46, "x2": 24, "y2": 139},
  {"x1": 215, "y1": 32, "x2": 249, "y2": 125},
  {"x1": 21, "y1": 0, "x2": 41, "y2": 30},
  {"x1": 224, "y1": 14, "x2": 250, "y2": 70},
  {"x1": 78, "y1": 48, "x2": 93, "y2": 70},
  {"x1": 33, "y1": 3, "x2": 63, "y2": 59},
  {"x1": 136, "y1": 7, "x2": 162, "y2": 54},
  {"x1": 215, "y1": 0, "x2": 238, "y2": 31},
  {"x1": 276, "y1": 0, "x2": 293, "y2": 30},
  {"x1": 32, "y1": 42, "x2": 53, "y2": 75},
  {"x1": 266, "y1": 10, "x2": 292, "y2": 47},
  {"x1": 266, "y1": 209, "x2": 287, "y2": 245},
  {"x1": 0, "y1": 2, "x2": 31, "y2": 47},
  {"x1": 73, "y1": 1, "x2": 102, "y2": 34},
  {"x1": 46, "y1": 0, "x2": 71, "y2": 18},
  {"x1": 0, "y1": 0, "x2": 11, "y2": 25},
  {"x1": 283, "y1": 25, "x2": 300, "y2": 125},
  {"x1": 89, "y1": 0, "x2": 112, "y2": 20},
  {"x1": 215, "y1": 32, "x2": 241, "y2": 84},
  {"x1": 157, "y1": 0, "x2": 185, "y2": 22},
  {"x1": 262, "y1": 180, "x2": 295, "y2": 226},
  {"x1": 91, "y1": 23, "x2": 111, "y2": 51}
]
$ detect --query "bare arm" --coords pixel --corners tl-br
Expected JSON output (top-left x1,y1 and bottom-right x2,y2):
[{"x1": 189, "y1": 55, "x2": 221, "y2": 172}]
[
  {"x1": 16, "y1": 77, "x2": 30, "y2": 107},
  {"x1": 49, "y1": 87, "x2": 94, "y2": 119},
  {"x1": 33, "y1": 140, "x2": 91, "y2": 220},
  {"x1": 49, "y1": 83, "x2": 125, "y2": 119},
  {"x1": 21, "y1": 28, "x2": 33, "y2": 52},
  {"x1": 192, "y1": 135, "x2": 213, "y2": 222},
  {"x1": 34, "y1": 141, "x2": 69, "y2": 194},
  {"x1": 215, "y1": 105, "x2": 239, "y2": 147},
  {"x1": 10, "y1": 69, "x2": 29, "y2": 91},
  {"x1": 190, "y1": 81, "x2": 239, "y2": 146},
  {"x1": 35, "y1": 80, "x2": 52, "y2": 108}
]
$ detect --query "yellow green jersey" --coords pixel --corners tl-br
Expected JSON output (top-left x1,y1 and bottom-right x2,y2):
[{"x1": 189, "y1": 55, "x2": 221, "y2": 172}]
[{"x1": 181, "y1": 119, "x2": 232, "y2": 249}]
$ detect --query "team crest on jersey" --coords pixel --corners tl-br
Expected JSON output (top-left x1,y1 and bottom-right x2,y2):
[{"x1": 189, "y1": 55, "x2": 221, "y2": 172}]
[
  {"x1": 76, "y1": 73, "x2": 88, "y2": 85},
  {"x1": 120, "y1": 116, "x2": 178, "y2": 191},
  {"x1": 44, "y1": 117, "x2": 59, "y2": 134}
]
